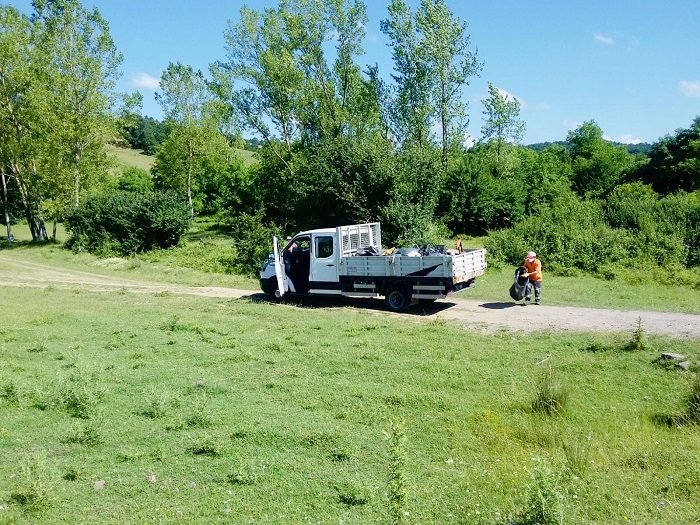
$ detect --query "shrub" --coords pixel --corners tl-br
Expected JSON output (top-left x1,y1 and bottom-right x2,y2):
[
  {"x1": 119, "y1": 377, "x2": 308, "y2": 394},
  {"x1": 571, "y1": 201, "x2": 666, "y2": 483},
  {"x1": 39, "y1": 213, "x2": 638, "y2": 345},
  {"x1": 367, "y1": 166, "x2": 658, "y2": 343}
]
[
  {"x1": 532, "y1": 366, "x2": 568, "y2": 415},
  {"x1": 621, "y1": 317, "x2": 647, "y2": 352},
  {"x1": 117, "y1": 166, "x2": 154, "y2": 193},
  {"x1": 513, "y1": 460, "x2": 566, "y2": 525},
  {"x1": 64, "y1": 190, "x2": 190, "y2": 256},
  {"x1": 226, "y1": 211, "x2": 280, "y2": 277},
  {"x1": 10, "y1": 453, "x2": 56, "y2": 512}
]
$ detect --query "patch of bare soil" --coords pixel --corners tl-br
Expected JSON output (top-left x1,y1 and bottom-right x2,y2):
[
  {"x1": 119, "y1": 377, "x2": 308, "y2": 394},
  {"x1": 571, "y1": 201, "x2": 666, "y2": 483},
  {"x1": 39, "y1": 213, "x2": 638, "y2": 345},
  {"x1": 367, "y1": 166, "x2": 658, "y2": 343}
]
[{"x1": 2, "y1": 253, "x2": 699, "y2": 339}]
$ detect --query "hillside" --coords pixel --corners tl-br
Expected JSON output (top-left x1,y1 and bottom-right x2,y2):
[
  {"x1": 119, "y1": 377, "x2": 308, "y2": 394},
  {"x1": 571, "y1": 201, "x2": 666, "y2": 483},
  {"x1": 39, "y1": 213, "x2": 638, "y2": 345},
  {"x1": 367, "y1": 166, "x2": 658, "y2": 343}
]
[{"x1": 107, "y1": 144, "x2": 258, "y2": 172}]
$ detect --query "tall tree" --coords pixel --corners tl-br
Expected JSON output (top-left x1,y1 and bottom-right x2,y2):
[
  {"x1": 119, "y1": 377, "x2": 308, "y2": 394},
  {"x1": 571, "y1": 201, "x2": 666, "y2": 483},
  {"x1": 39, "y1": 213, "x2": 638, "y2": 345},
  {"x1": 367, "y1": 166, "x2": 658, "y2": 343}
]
[
  {"x1": 288, "y1": 0, "x2": 369, "y2": 140},
  {"x1": 213, "y1": 3, "x2": 303, "y2": 175},
  {"x1": 155, "y1": 62, "x2": 234, "y2": 219},
  {"x1": 567, "y1": 121, "x2": 635, "y2": 199},
  {"x1": 416, "y1": 0, "x2": 481, "y2": 169},
  {"x1": 213, "y1": 0, "x2": 373, "y2": 152},
  {"x1": 381, "y1": 0, "x2": 432, "y2": 147},
  {"x1": 480, "y1": 82, "x2": 525, "y2": 177},
  {"x1": 0, "y1": 6, "x2": 46, "y2": 239},
  {"x1": 31, "y1": 0, "x2": 123, "y2": 216},
  {"x1": 381, "y1": 0, "x2": 480, "y2": 162}
]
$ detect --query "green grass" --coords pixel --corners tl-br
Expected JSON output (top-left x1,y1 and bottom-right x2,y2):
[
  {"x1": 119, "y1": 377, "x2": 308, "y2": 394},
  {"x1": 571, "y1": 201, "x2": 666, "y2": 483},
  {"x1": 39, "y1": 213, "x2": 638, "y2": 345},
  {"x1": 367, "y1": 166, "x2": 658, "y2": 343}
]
[
  {"x1": 0, "y1": 282, "x2": 699, "y2": 524},
  {"x1": 467, "y1": 265, "x2": 700, "y2": 314},
  {"x1": 107, "y1": 145, "x2": 155, "y2": 172},
  {"x1": 0, "y1": 223, "x2": 258, "y2": 289},
  {"x1": 107, "y1": 144, "x2": 258, "y2": 173}
]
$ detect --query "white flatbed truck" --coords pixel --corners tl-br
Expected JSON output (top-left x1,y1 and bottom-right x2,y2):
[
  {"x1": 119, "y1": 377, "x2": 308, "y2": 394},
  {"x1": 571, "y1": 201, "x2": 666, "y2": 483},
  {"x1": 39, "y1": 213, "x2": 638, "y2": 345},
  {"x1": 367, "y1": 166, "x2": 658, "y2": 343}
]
[{"x1": 259, "y1": 223, "x2": 487, "y2": 312}]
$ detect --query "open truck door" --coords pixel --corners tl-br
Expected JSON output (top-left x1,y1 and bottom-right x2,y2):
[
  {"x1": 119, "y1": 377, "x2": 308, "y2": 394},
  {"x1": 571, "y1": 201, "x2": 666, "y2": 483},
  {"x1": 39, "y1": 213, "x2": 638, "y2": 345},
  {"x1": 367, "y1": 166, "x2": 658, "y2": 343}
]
[{"x1": 272, "y1": 235, "x2": 289, "y2": 298}]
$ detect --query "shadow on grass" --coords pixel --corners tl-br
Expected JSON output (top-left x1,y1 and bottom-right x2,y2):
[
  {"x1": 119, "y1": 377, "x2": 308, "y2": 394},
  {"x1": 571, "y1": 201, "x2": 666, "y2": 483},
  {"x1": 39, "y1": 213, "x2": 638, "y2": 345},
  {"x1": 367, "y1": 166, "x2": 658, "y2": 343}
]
[
  {"x1": 0, "y1": 239, "x2": 60, "y2": 251},
  {"x1": 650, "y1": 413, "x2": 697, "y2": 428},
  {"x1": 248, "y1": 292, "x2": 456, "y2": 316},
  {"x1": 183, "y1": 222, "x2": 234, "y2": 243}
]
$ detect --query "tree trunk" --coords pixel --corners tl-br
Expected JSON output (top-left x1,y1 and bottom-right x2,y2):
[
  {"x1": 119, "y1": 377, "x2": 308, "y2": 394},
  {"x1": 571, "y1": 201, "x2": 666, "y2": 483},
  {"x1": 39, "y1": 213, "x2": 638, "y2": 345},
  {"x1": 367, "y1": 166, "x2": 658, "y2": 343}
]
[
  {"x1": 1, "y1": 172, "x2": 12, "y2": 240},
  {"x1": 187, "y1": 139, "x2": 194, "y2": 220},
  {"x1": 11, "y1": 167, "x2": 46, "y2": 241}
]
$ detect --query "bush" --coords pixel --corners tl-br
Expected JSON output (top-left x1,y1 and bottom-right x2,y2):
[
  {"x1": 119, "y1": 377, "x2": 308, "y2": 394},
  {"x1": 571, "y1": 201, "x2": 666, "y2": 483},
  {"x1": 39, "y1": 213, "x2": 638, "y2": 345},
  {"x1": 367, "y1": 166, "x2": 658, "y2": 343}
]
[
  {"x1": 226, "y1": 211, "x2": 280, "y2": 277},
  {"x1": 64, "y1": 190, "x2": 190, "y2": 256},
  {"x1": 117, "y1": 166, "x2": 154, "y2": 193}
]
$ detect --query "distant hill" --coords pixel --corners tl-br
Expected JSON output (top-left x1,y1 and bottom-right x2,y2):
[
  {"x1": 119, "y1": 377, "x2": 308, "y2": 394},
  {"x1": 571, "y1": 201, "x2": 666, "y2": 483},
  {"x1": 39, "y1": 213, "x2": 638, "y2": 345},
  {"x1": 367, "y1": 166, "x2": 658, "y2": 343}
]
[{"x1": 526, "y1": 141, "x2": 652, "y2": 155}]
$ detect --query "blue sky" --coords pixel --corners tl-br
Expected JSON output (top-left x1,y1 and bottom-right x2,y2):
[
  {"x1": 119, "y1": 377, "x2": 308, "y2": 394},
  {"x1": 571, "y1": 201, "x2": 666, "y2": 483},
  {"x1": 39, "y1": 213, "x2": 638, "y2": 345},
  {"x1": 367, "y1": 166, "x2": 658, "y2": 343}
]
[{"x1": 8, "y1": 0, "x2": 700, "y2": 145}]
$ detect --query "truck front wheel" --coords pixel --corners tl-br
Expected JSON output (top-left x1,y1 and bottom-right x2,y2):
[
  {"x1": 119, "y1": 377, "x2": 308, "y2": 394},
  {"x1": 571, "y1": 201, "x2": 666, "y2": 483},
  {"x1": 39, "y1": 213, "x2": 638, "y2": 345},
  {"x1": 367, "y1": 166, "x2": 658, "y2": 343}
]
[
  {"x1": 385, "y1": 287, "x2": 411, "y2": 313},
  {"x1": 261, "y1": 277, "x2": 278, "y2": 297}
]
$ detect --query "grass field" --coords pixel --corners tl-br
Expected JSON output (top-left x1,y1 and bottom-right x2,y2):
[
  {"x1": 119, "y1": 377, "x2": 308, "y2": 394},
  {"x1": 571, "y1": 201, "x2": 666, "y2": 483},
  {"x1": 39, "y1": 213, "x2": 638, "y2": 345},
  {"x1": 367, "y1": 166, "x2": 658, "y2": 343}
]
[
  {"x1": 107, "y1": 145, "x2": 155, "y2": 172},
  {"x1": 107, "y1": 144, "x2": 258, "y2": 173},
  {"x1": 1, "y1": 235, "x2": 700, "y2": 523}
]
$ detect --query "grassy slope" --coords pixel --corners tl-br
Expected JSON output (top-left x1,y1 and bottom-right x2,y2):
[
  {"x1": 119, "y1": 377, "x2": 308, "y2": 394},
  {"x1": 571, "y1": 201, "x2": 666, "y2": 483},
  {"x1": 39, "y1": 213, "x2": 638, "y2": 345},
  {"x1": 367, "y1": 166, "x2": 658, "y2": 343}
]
[
  {"x1": 107, "y1": 145, "x2": 155, "y2": 171},
  {"x1": 107, "y1": 144, "x2": 258, "y2": 173}
]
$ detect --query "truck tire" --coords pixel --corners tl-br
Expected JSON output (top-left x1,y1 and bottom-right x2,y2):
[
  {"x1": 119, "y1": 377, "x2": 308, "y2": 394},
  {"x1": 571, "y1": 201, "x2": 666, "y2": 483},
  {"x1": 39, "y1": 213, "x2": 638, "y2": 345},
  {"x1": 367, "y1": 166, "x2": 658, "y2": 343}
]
[
  {"x1": 384, "y1": 286, "x2": 411, "y2": 313},
  {"x1": 261, "y1": 277, "x2": 278, "y2": 297}
]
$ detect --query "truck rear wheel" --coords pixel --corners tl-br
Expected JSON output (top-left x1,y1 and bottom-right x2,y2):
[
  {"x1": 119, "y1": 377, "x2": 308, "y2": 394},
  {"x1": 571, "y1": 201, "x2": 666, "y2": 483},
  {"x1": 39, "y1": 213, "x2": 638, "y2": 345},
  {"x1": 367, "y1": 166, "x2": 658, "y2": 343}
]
[{"x1": 385, "y1": 287, "x2": 411, "y2": 313}]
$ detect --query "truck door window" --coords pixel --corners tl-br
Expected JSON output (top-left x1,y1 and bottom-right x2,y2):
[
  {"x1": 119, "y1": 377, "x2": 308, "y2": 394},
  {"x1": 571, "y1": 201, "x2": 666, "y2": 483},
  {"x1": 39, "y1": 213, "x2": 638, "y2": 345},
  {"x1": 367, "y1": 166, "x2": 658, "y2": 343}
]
[{"x1": 315, "y1": 236, "x2": 334, "y2": 259}]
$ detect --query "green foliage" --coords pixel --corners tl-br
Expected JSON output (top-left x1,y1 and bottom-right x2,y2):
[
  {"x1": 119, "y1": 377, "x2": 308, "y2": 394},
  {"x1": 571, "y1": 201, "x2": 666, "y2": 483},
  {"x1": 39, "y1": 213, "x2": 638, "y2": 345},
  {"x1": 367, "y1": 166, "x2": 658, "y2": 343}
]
[
  {"x1": 440, "y1": 144, "x2": 543, "y2": 235},
  {"x1": 381, "y1": 145, "x2": 445, "y2": 245},
  {"x1": 117, "y1": 166, "x2": 153, "y2": 193},
  {"x1": 120, "y1": 113, "x2": 167, "y2": 155},
  {"x1": 294, "y1": 136, "x2": 394, "y2": 228},
  {"x1": 639, "y1": 116, "x2": 700, "y2": 194},
  {"x1": 486, "y1": 200, "x2": 631, "y2": 271},
  {"x1": 9, "y1": 453, "x2": 56, "y2": 512},
  {"x1": 0, "y1": 380, "x2": 19, "y2": 404},
  {"x1": 63, "y1": 190, "x2": 190, "y2": 256},
  {"x1": 226, "y1": 211, "x2": 280, "y2": 276},
  {"x1": 604, "y1": 184, "x2": 700, "y2": 268},
  {"x1": 568, "y1": 121, "x2": 638, "y2": 199},
  {"x1": 621, "y1": 317, "x2": 647, "y2": 352}
]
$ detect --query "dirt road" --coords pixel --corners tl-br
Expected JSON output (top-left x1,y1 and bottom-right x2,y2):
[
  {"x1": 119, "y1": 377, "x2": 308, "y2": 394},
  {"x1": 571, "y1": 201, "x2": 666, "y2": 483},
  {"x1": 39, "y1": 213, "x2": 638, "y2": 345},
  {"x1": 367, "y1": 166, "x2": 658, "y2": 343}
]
[{"x1": 2, "y1": 253, "x2": 699, "y2": 339}]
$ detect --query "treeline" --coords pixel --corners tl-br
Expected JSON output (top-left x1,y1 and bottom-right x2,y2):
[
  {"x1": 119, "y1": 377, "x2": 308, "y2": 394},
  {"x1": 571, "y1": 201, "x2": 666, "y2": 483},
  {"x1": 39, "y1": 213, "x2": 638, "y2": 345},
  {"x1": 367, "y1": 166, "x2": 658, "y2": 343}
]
[{"x1": 1, "y1": 1, "x2": 699, "y2": 281}]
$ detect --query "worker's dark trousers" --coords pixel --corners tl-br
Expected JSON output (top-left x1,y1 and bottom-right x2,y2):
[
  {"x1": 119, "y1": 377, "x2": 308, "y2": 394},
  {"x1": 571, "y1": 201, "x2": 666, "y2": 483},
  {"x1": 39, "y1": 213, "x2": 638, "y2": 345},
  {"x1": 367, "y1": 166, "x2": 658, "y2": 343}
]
[{"x1": 525, "y1": 280, "x2": 541, "y2": 302}]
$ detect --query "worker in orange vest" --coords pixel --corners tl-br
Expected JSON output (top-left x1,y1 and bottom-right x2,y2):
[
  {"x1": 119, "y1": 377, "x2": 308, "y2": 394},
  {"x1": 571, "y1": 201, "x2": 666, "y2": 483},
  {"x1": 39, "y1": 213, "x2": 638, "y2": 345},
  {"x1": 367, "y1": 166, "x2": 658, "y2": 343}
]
[{"x1": 522, "y1": 251, "x2": 542, "y2": 305}]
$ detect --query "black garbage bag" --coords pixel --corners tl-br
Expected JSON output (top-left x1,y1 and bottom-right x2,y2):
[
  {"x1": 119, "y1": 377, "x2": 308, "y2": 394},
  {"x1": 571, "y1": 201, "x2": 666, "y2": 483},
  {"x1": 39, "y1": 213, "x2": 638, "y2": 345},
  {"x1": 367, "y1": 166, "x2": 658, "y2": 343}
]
[
  {"x1": 509, "y1": 266, "x2": 528, "y2": 301},
  {"x1": 355, "y1": 246, "x2": 380, "y2": 256}
]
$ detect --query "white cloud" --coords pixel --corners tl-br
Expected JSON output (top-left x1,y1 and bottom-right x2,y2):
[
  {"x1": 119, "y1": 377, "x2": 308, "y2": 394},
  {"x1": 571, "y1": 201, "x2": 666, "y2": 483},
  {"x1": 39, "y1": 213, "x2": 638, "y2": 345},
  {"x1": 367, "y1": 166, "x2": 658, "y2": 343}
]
[
  {"x1": 495, "y1": 86, "x2": 520, "y2": 103},
  {"x1": 131, "y1": 72, "x2": 160, "y2": 90},
  {"x1": 615, "y1": 134, "x2": 642, "y2": 145},
  {"x1": 563, "y1": 120, "x2": 583, "y2": 133},
  {"x1": 594, "y1": 33, "x2": 615, "y2": 45},
  {"x1": 679, "y1": 80, "x2": 700, "y2": 98}
]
